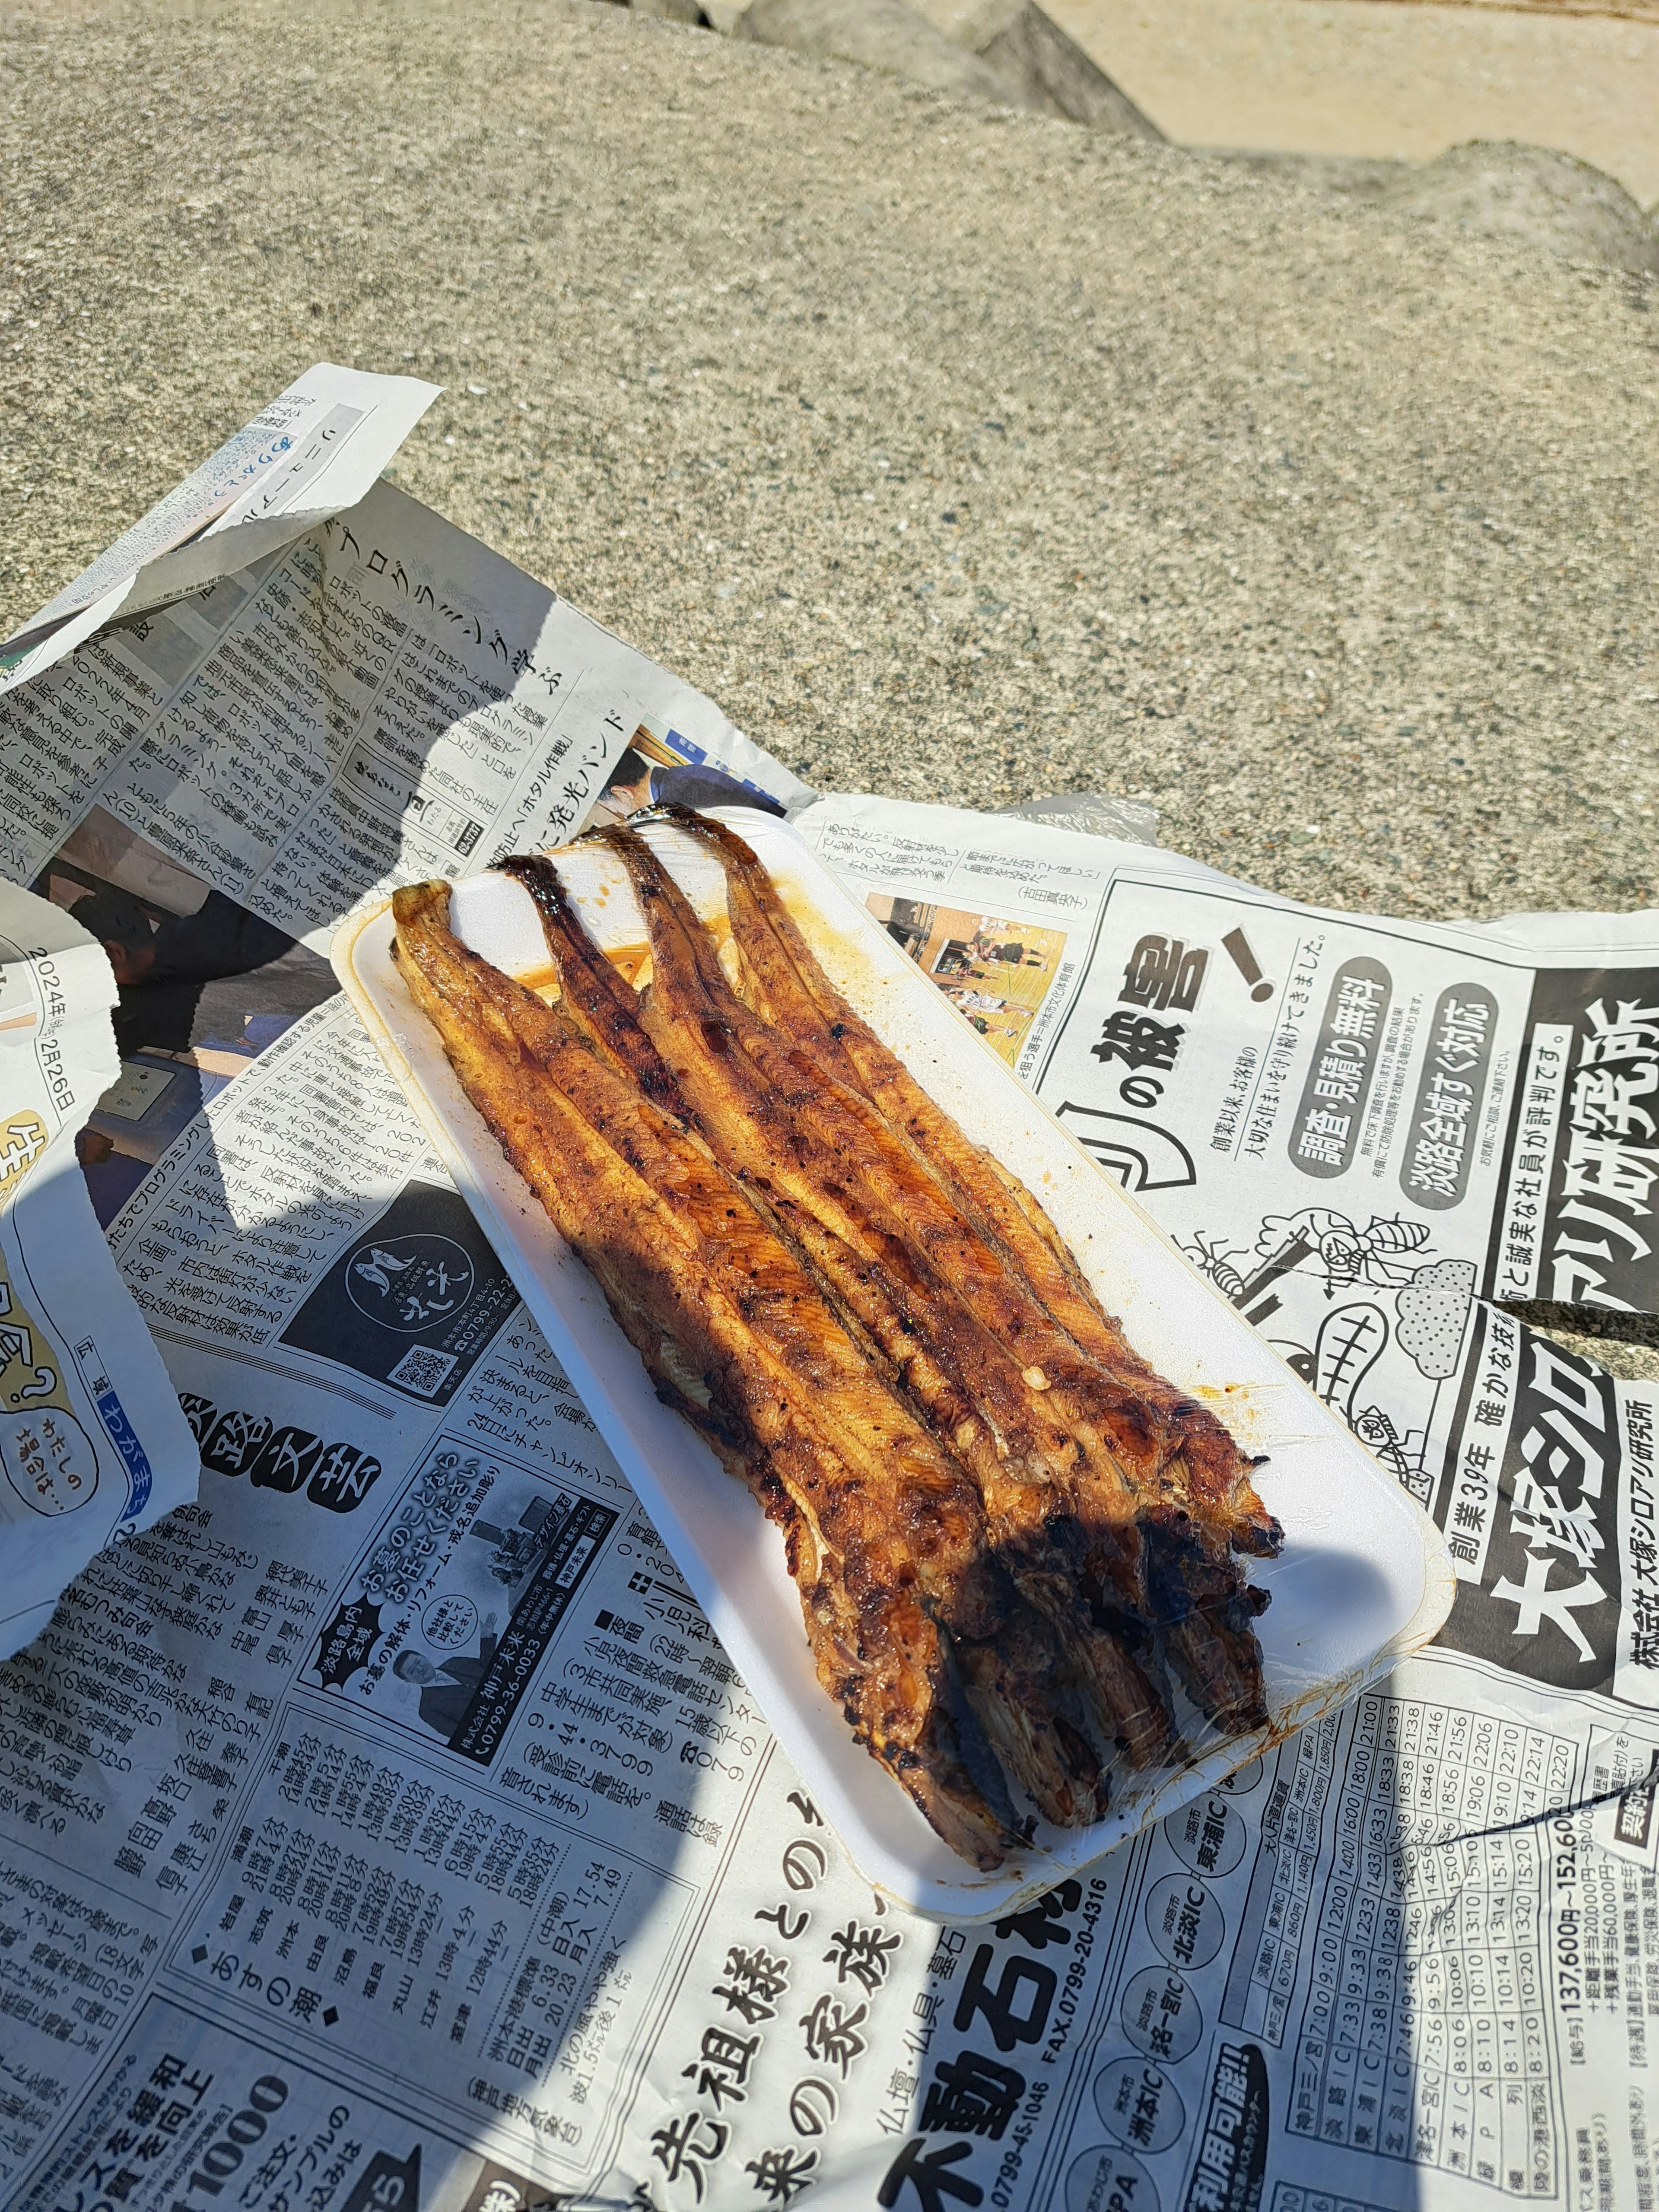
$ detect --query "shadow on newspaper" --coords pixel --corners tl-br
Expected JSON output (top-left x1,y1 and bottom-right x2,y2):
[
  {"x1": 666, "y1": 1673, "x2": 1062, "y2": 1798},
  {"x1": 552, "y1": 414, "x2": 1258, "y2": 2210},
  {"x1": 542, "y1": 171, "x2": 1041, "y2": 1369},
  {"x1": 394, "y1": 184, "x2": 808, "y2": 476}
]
[
  {"x1": 32, "y1": 804, "x2": 339, "y2": 1225},
  {"x1": 42, "y1": 740, "x2": 784, "y2": 1233},
  {"x1": 12, "y1": 989, "x2": 1659, "y2": 2207},
  {"x1": 1, "y1": 1080, "x2": 741, "y2": 2204}
]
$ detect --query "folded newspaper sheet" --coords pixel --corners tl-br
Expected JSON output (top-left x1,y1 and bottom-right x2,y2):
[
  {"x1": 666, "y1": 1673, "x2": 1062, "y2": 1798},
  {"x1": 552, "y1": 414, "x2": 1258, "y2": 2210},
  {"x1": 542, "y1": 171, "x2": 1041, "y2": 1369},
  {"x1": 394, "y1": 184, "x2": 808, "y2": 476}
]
[
  {"x1": 0, "y1": 364, "x2": 439, "y2": 699},
  {"x1": 0, "y1": 883, "x2": 199, "y2": 1660},
  {"x1": 0, "y1": 380, "x2": 806, "y2": 946},
  {"x1": 3, "y1": 386, "x2": 1659, "y2": 2211}
]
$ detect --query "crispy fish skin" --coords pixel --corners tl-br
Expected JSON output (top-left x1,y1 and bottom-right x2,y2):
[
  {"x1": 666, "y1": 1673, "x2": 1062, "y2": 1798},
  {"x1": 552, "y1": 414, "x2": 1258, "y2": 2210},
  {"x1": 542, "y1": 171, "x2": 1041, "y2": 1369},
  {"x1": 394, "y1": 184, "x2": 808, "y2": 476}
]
[
  {"x1": 655, "y1": 811, "x2": 1275, "y2": 1731},
  {"x1": 394, "y1": 882, "x2": 1100, "y2": 1849},
  {"x1": 589, "y1": 828, "x2": 1183, "y2": 1763},
  {"x1": 406, "y1": 880, "x2": 994, "y2": 1633},
  {"x1": 594, "y1": 829, "x2": 1160, "y2": 1515},
  {"x1": 599, "y1": 821, "x2": 1269, "y2": 1737},
  {"x1": 394, "y1": 880, "x2": 1014, "y2": 1863},
  {"x1": 671, "y1": 808, "x2": 1282, "y2": 1564},
  {"x1": 955, "y1": 1600, "x2": 1110, "y2": 1824},
  {"x1": 491, "y1": 855, "x2": 1112, "y2": 1821}
]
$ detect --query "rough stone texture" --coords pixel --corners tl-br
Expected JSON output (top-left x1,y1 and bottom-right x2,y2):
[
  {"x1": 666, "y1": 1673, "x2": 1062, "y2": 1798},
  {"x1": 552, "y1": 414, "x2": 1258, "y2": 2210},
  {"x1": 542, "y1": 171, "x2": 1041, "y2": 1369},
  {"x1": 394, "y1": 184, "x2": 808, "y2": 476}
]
[
  {"x1": 1214, "y1": 142, "x2": 1657, "y2": 273},
  {"x1": 1514, "y1": 1308, "x2": 1659, "y2": 1381},
  {"x1": 977, "y1": 4, "x2": 1158, "y2": 133},
  {"x1": 737, "y1": 0, "x2": 1006, "y2": 98},
  {"x1": 1219, "y1": 149, "x2": 1416, "y2": 196},
  {"x1": 629, "y1": 0, "x2": 708, "y2": 25},
  {"x1": 731, "y1": 0, "x2": 1163, "y2": 137},
  {"x1": 1374, "y1": 139, "x2": 1659, "y2": 274},
  {"x1": 2, "y1": 0, "x2": 1657, "y2": 1354},
  {"x1": 912, "y1": 0, "x2": 1163, "y2": 135}
]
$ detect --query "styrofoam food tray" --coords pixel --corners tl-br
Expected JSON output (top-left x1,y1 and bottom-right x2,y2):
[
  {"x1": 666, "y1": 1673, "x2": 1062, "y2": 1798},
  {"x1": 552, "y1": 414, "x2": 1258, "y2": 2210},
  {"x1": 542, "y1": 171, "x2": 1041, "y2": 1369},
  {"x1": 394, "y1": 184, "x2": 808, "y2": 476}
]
[{"x1": 333, "y1": 811, "x2": 1454, "y2": 1920}]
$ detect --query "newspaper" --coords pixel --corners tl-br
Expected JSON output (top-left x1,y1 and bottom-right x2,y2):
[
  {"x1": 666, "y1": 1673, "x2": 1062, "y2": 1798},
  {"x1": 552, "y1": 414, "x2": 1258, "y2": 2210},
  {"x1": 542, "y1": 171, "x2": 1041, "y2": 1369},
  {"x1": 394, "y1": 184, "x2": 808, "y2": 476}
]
[
  {"x1": 5, "y1": 930, "x2": 1659, "y2": 2212},
  {"x1": 0, "y1": 883, "x2": 200, "y2": 1659},
  {"x1": 0, "y1": 364, "x2": 440, "y2": 699},
  {"x1": 6, "y1": 395, "x2": 1659, "y2": 2207},
  {"x1": 0, "y1": 368, "x2": 802, "y2": 1648},
  {"x1": 0, "y1": 452, "x2": 807, "y2": 951}
]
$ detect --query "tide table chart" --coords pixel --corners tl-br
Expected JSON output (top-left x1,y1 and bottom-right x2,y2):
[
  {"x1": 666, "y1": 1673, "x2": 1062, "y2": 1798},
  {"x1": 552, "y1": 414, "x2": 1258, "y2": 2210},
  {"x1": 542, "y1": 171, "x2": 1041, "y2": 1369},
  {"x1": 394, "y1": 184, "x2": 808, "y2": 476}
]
[{"x1": 1290, "y1": 1691, "x2": 1576, "y2": 2193}]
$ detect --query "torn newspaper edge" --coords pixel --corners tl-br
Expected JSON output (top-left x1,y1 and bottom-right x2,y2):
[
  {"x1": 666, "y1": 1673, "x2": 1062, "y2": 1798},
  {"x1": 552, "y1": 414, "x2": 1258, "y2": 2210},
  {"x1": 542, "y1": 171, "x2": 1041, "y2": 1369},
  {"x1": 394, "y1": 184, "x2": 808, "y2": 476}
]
[
  {"x1": 996, "y1": 789, "x2": 1160, "y2": 846},
  {"x1": 0, "y1": 883, "x2": 199, "y2": 1659}
]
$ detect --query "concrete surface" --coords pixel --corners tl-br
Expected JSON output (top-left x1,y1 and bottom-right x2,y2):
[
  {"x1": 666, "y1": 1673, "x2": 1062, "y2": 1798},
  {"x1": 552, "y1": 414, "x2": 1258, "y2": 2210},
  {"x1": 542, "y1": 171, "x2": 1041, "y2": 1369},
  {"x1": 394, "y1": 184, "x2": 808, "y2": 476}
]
[
  {"x1": 1369, "y1": 140, "x2": 1657, "y2": 274},
  {"x1": 737, "y1": 0, "x2": 1009, "y2": 100},
  {"x1": 1044, "y1": 0, "x2": 1659, "y2": 205},
  {"x1": 4, "y1": 0, "x2": 1656, "y2": 908},
  {"x1": 3, "y1": 0, "x2": 1656, "y2": 1361}
]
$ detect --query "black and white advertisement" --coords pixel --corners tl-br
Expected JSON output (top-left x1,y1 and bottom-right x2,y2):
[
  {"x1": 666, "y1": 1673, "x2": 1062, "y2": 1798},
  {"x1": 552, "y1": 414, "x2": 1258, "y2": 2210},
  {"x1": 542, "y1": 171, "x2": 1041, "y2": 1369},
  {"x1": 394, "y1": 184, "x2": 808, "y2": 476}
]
[
  {"x1": 0, "y1": 887, "x2": 1653, "y2": 2211},
  {"x1": 6, "y1": 389, "x2": 1659, "y2": 2211}
]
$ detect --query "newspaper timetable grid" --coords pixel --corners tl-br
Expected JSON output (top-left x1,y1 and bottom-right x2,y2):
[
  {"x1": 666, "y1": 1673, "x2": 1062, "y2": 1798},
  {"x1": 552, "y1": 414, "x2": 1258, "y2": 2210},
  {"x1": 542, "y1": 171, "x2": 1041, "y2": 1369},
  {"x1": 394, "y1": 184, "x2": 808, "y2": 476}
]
[
  {"x1": 1220, "y1": 1714, "x2": 1337, "y2": 2048},
  {"x1": 1289, "y1": 1694, "x2": 1569, "y2": 2185}
]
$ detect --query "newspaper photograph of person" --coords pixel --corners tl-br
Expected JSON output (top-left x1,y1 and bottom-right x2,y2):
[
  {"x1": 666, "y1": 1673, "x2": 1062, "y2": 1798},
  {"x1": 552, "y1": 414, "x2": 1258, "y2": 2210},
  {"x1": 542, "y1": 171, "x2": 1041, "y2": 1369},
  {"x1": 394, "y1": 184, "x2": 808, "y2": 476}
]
[
  {"x1": 865, "y1": 892, "x2": 1069, "y2": 1065},
  {"x1": 305, "y1": 1437, "x2": 620, "y2": 1763},
  {"x1": 588, "y1": 716, "x2": 789, "y2": 829}
]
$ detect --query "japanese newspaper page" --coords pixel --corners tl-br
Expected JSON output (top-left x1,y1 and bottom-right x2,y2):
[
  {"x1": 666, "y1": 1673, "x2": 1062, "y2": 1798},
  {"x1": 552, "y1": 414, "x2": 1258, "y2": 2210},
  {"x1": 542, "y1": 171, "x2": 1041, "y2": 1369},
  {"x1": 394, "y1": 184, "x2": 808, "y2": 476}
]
[
  {"x1": 3, "y1": 810, "x2": 1659, "y2": 2212},
  {"x1": 0, "y1": 384, "x2": 804, "y2": 947},
  {"x1": 797, "y1": 796, "x2": 1659, "y2": 1685},
  {"x1": 6, "y1": 401, "x2": 1659, "y2": 2212}
]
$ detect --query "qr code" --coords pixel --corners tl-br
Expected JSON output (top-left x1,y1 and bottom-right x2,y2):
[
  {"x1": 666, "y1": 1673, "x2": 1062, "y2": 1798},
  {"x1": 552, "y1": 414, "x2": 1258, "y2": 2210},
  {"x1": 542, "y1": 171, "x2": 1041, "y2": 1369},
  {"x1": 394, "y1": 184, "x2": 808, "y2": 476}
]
[{"x1": 387, "y1": 1344, "x2": 458, "y2": 1399}]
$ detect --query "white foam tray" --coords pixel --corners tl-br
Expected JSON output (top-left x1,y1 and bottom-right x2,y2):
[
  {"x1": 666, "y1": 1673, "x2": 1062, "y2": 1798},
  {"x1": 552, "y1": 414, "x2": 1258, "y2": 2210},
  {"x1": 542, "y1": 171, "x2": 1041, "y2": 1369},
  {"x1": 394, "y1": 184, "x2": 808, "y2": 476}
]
[{"x1": 333, "y1": 812, "x2": 1454, "y2": 1920}]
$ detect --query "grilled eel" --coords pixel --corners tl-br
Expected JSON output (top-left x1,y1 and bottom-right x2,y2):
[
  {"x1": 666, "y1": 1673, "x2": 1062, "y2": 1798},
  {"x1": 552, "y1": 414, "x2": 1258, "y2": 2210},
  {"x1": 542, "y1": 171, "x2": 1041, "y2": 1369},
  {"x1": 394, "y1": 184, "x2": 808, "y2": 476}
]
[
  {"x1": 511, "y1": 825, "x2": 1273, "y2": 1737},
  {"x1": 502, "y1": 845, "x2": 1182, "y2": 1764},
  {"x1": 392, "y1": 880, "x2": 1110, "y2": 1862},
  {"x1": 658, "y1": 811, "x2": 1281, "y2": 1720},
  {"x1": 595, "y1": 826, "x2": 1278, "y2": 1735},
  {"x1": 493, "y1": 850, "x2": 1154, "y2": 1786},
  {"x1": 673, "y1": 811, "x2": 1283, "y2": 1563}
]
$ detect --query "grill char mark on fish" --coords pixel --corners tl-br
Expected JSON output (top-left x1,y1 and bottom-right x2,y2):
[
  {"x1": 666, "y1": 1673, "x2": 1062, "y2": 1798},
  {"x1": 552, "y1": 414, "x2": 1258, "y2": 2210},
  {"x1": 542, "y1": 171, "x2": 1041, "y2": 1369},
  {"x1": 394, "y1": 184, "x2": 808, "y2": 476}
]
[
  {"x1": 392, "y1": 880, "x2": 1106, "y2": 1854},
  {"x1": 583, "y1": 828, "x2": 1191, "y2": 1760},
  {"x1": 496, "y1": 852, "x2": 692, "y2": 1121},
  {"x1": 494, "y1": 855, "x2": 1118, "y2": 1816}
]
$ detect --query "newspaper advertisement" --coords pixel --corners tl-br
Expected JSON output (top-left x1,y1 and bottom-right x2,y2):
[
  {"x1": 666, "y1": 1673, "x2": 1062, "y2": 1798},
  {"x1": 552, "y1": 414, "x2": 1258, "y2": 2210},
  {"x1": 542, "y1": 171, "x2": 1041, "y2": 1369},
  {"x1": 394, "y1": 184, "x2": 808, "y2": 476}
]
[
  {"x1": 3, "y1": 935, "x2": 1659, "y2": 2212},
  {"x1": 7, "y1": 394, "x2": 1659, "y2": 2208},
  {"x1": 0, "y1": 882, "x2": 200, "y2": 1659}
]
